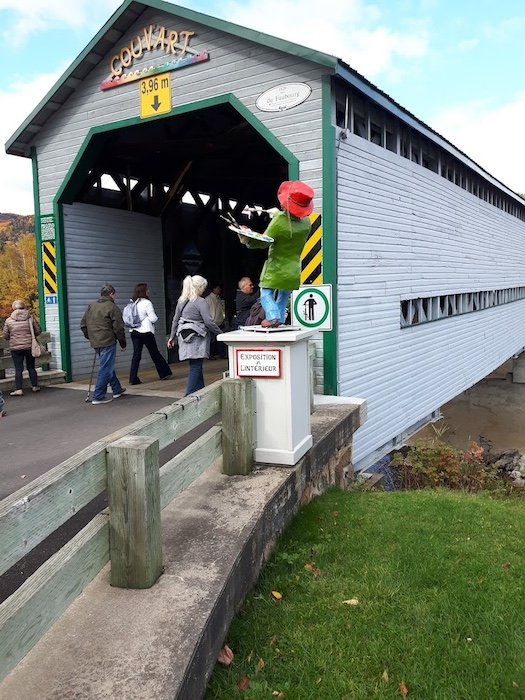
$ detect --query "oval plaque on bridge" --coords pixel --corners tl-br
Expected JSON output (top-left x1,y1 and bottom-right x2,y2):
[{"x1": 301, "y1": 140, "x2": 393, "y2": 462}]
[{"x1": 256, "y1": 83, "x2": 312, "y2": 112}]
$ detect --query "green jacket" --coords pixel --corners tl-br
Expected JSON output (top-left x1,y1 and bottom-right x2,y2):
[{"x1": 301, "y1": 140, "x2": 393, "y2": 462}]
[
  {"x1": 80, "y1": 297, "x2": 126, "y2": 349},
  {"x1": 246, "y1": 211, "x2": 311, "y2": 291}
]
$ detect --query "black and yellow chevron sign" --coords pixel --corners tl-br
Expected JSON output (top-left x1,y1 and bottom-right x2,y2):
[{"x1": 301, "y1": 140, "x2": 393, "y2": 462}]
[
  {"x1": 300, "y1": 213, "x2": 322, "y2": 285},
  {"x1": 42, "y1": 241, "x2": 58, "y2": 295}
]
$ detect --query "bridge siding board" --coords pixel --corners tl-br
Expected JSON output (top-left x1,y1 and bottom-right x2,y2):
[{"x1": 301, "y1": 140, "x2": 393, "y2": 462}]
[
  {"x1": 64, "y1": 203, "x2": 165, "y2": 380},
  {"x1": 337, "y1": 134, "x2": 525, "y2": 469}
]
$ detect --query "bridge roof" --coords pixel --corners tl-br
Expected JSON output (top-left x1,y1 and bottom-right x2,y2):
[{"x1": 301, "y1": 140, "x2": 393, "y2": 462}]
[{"x1": 4, "y1": 0, "x2": 523, "y2": 201}]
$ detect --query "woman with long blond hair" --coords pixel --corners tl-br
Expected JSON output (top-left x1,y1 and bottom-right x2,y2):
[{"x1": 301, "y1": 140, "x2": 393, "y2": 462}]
[{"x1": 167, "y1": 275, "x2": 222, "y2": 396}]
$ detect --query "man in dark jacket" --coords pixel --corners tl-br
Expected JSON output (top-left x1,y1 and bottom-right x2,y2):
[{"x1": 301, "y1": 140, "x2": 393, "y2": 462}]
[
  {"x1": 233, "y1": 277, "x2": 259, "y2": 328},
  {"x1": 80, "y1": 284, "x2": 126, "y2": 404}
]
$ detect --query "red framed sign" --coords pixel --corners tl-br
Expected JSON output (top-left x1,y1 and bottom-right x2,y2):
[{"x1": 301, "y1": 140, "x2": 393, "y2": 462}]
[{"x1": 235, "y1": 348, "x2": 281, "y2": 378}]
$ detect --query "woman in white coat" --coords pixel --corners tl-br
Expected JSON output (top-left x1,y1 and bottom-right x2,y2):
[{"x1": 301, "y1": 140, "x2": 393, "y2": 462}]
[{"x1": 128, "y1": 283, "x2": 172, "y2": 385}]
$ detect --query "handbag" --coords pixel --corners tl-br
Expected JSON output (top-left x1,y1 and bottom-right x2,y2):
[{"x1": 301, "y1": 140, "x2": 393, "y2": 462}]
[{"x1": 29, "y1": 317, "x2": 45, "y2": 358}]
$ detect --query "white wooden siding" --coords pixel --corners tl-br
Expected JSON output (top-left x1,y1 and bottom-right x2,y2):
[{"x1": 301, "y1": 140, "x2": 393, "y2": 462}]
[
  {"x1": 337, "y1": 134, "x2": 525, "y2": 469},
  {"x1": 63, "y1": 203, "x2": 165, "y2": 380}
]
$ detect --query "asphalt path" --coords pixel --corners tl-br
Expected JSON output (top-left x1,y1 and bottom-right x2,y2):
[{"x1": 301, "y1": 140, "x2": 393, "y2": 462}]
[{"x1": 1, "y1": 386, "x2": 179, "y2": 500}]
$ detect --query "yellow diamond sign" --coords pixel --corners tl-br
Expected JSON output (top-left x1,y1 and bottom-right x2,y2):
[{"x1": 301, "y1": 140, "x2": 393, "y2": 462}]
[{"x1": 139, "y1": 73, "x2": 171, "y2": 119}]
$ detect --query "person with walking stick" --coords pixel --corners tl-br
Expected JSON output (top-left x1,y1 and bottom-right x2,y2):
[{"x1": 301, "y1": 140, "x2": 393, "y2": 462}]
[{"x1": 80, "y1": 284, "x2": 126, "y2": 404}]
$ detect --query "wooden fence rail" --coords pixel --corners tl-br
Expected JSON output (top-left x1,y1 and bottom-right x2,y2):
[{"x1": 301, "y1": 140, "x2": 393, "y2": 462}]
[
  {"x1": 0, "y1": 332, "x2": 53, "y2": 377},
  {"x1": 0, "y1": 378, "x2": 255, "y2": 682}
]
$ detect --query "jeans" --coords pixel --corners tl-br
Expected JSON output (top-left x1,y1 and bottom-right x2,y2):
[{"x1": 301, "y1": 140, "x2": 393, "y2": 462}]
[
  {"x1": 92, "y1": 343, "x2": 123, "y2": 401},
  {"x1": 186, "y1": 358, "x2": 204, "y2": 395},
  {"x1": 260, "y1": 288, "x2": 291, "y2": 323},
  {"x1": 129, "y1": 331, "x2": 172, "y2": 383},
  {"x1": 11, "y1": 349, "x2": 38, "y2": 389}
]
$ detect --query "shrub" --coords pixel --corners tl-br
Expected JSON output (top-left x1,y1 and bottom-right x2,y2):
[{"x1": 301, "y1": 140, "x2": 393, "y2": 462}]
[{"x1": 390, "y1": 439, "x2": 501, "y2": 492}]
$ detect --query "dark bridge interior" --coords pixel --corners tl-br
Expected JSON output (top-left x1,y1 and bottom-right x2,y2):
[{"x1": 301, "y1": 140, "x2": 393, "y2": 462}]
[{"x1": 66, "y1": 102, "x2": 290, "y2": 325}]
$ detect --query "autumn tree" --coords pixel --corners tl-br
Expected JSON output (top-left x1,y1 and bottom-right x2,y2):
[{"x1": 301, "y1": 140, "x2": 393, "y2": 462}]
[{"x1": 0, "y1": 234, "x2": 38, "y2": 321}]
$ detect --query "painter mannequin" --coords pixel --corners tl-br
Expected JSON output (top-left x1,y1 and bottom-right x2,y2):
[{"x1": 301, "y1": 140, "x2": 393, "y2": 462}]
[{"x1": 238, "y1": 180, "x2": 314, "y2": 328}]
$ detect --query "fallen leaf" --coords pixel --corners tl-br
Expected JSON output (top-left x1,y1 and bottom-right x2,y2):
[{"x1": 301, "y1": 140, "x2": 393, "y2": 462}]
[
  {"x1": 342, "y1": 598, "x2": 359, "y2": 606},
  {"x1": 382, "y1": 669, "x2": 389, "y2": 683},
  {"x1": 272, "y1": 692, "x2": 285, "y2": 698},
  {"x1": 502, "y1": 562, "x2": 511, "y2": 570},
  {"x1": 256, "y1": 657, "x2": 265, "y2": 672},
  {"x1": 269, "y1": 635, "x2": 278, "y2": 646},
  {"x1": 238, "y1": 675, "x2": 250, "y2": 691},
  {"x1": 304, "y1": 562, "x2": 321, "y2": 576},
  {"x1": 512, "y1": 681, "x2": 519, "y2": 688},
  {"x1": 399, "y1": 681, "x2": 409, "y2": 696},
  {"x1": 271, "y1": 590, "x2": 283, "y2": 601},
  {"x1": 217, "y1": 645, "x2": 233, "y2": 666},
  {"x1": 331, "y1": 511, "x2": 339, "y2": 517}
]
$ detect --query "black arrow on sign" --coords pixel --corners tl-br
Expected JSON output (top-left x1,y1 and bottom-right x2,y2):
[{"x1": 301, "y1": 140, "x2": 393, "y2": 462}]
[{"x1": 151, "y1": 95, "x2": 161, "y2": 111}]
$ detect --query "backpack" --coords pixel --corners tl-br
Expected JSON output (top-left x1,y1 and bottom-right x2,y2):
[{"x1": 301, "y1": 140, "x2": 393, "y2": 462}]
[
  {"x1": 122, "y1": 300, "x2": 141, "y2": 329},
  {"x1": 245, "y1": 300, "x2": 266, "y2": 326}
]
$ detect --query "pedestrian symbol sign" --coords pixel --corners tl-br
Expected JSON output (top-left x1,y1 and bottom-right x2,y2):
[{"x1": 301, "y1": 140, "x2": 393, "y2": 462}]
[{"x1": 291, "y1": 284, "x2": 332, "y2": 331}]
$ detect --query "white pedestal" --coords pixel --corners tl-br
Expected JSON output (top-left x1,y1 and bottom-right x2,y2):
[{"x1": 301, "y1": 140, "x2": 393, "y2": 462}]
[{"x1": 218, "y1": 328, "x2": 316, "y2": 465}]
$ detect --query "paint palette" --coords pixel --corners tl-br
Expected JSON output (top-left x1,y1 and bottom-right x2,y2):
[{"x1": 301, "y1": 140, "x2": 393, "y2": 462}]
[{"x1": 227, "y1": 224, "x2": 273, "y2": 243}]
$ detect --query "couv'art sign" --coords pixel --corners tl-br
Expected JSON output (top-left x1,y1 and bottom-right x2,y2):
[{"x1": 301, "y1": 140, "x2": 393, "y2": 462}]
[{"x1": 100, "y1": 24, "x2": 209, "y2": 91}]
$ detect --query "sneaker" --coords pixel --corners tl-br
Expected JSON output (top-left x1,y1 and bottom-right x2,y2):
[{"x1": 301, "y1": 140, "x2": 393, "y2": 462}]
[
  {"x1": 92, "y1": 397, "x2": 112, "y2": 405},
  {"x1": 113, "y1": 388, "x2": 126, "y2": 399},
  {"x1": 32, "y1": 386, "x2": 41, "y2": 393},
  {"x1": 10, "y1": 389, "x2": 23, "y2": 396}
]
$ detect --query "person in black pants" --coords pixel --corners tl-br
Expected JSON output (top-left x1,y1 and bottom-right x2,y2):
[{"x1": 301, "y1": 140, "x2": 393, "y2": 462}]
[{"x1": 128, "y1": 283, "x2": 172, "y2": 385}]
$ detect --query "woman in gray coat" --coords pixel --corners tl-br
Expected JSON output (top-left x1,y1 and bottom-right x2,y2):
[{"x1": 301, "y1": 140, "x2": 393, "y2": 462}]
[{"x1": 167, "y1": 275, "x2": 222, "y2": 396}]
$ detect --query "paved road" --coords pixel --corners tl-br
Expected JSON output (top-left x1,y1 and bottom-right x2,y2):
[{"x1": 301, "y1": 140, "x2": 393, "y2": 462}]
[{"x1": 1, "y1": 386, "x2": 180, "y2": 500}]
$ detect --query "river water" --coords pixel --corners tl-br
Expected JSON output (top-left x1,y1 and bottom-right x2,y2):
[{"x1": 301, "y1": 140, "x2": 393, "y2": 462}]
[{"x1": 408, "y1": 360, "x2": 525, "y2": 454}]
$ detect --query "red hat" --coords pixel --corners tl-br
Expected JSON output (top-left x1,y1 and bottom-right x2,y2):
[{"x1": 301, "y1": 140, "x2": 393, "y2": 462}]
[{"x1": 277, "y1": 181, "x2": 314, "y2": 218}]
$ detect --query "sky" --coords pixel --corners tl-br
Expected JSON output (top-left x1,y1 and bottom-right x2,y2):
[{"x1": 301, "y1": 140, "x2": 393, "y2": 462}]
[{"x1": 0, "y1": 0, "x2": 524, "y2": 214}]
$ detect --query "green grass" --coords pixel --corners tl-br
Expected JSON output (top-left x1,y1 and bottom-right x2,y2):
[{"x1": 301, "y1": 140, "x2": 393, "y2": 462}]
[{"x1": 205, "y1": 489, "x2": 525, "y2": 700}]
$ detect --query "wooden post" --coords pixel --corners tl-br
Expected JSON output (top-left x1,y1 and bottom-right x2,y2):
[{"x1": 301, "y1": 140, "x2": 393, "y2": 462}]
[
  {"x1": 106, "y1": 435, "x2": 162, "y2": 589},
  {"x1": 222, "y1": 378, "x2": 254, "y2": 476}
]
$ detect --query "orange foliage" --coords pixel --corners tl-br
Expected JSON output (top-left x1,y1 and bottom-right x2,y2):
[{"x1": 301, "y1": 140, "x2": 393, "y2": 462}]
[{"x1": 0, "y1": 234, "x2": 38, "y2": 321}]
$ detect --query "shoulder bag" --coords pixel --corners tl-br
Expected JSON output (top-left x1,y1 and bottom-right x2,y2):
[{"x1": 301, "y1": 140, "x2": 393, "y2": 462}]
[{"x1": 29, "y1": 317, "x2": 45, "y2": 358}]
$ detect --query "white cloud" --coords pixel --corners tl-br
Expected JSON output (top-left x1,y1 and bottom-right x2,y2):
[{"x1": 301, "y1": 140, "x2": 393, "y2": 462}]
[
  {"x1": 0, "y1": 69, "x2": 64, "y2": 214},
  {"x1": 431, "y1": 93, "x2": 525, "y2": 195},
  {"x1": 0, "y1": 0, "x2": 120, "y2": 46},
  {"x1": 220, "y1": 0, "x2": 428, "y2": 80}
]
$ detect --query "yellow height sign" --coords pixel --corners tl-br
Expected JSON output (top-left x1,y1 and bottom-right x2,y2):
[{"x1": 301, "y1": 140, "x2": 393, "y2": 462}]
[
  {"x1": 139, "y1": 73, "x2": 171, "y2": 119},
  {"x1": 42, "y1": 241, "x2": 57, "y2": 294},
  {"x1": 300, "y1": 213, "x2": 322, "y2": 285}
]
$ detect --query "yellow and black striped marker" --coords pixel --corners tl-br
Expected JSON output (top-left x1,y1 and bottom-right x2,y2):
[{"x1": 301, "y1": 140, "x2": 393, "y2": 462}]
[
  {"x1": 42, "y1": 241, "x2": 58, "y2": 295},
  {"x1": 300, "y1": 213, "x2": 322, "y2": 285}
]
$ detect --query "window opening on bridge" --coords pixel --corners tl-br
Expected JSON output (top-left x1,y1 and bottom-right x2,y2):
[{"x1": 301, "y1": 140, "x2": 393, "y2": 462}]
[
  {"x1": 400, "y1": 287, "x2": 525, "y2": 328},
  {"x1": 334, "y1": 82, "x2": 525, "y2": 223}
]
